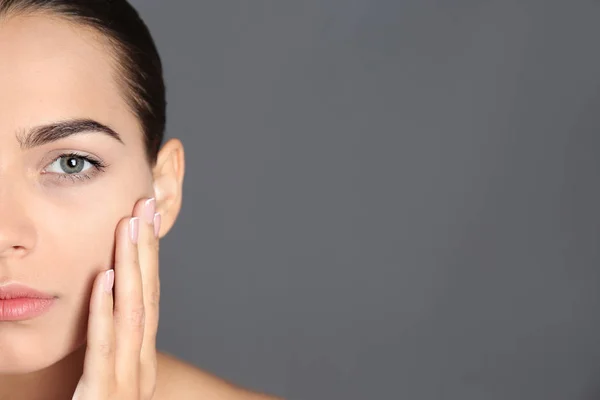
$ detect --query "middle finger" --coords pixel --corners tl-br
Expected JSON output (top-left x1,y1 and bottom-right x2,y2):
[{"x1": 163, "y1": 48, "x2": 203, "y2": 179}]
[{"x1": 113, "y1": 214, "x2": 144, "y2": 384}]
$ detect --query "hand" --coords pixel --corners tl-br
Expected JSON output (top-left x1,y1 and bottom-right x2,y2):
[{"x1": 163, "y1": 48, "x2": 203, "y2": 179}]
[{"x1": 73, "y1": 197, "x2": 161, "y2": 400}]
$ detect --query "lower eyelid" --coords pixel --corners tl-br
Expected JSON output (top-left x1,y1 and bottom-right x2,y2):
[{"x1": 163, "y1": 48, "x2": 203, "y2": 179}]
[
  {"x1": 44, "y1": 169, "x2": 100, "y2": 186},
  {"x1": 57, "y1": 173, "x2": 94, "y2": 183}
]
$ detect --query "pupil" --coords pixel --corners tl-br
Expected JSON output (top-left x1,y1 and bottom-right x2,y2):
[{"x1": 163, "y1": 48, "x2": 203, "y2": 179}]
[{"x1": 60, "y1": 156, "x2": 84, "y2": 174}]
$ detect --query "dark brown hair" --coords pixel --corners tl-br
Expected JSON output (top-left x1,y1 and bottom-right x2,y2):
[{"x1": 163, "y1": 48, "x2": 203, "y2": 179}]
[{"x1": 0, "y1": 0, "x2": 166, "y2": 165}]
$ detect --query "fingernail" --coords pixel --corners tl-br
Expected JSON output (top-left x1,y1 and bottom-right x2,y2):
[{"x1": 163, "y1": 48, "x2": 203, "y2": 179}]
[
  {"x1": 153, "y1": 212, "x2": 161, "y2": 238},
  {"x1": 104, "y1": 269, "x2": 114, "y2": 293},
  {"x1": 143, "y1": 198, "x2": 156, "y2": 225},
  {"x1": 129, "y1": 217, "x2": 139, "y2": 244}
]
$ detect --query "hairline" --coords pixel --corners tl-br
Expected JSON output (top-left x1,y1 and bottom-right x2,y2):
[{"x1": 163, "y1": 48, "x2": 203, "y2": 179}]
[{"x1": 0, "y1": 6, "x2": 154, "y2": 164}]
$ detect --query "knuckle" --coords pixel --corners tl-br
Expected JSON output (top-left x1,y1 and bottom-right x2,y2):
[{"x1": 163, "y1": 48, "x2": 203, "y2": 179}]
[
  {"x1": 131, "y1": 257, "x2": 140, "y2": 270},
  {"x1": 148, "y1": 288, "x2": 160, "y2": 308},
  {"x1": 90, "y1": 340, "x2": 113, "y2": 359},
  {"x1": 128, "y1": 306, "x2": 146, "y2": 327},
  {"x1": 114, "y1": 306, "x2": 146, "y2": 329}
]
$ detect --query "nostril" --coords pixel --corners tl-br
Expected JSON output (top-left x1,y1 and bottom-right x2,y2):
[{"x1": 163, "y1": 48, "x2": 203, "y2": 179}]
[
  {"x1": 4, "y1": 246, "x2": 27, "y2": 257},
  {"x1": 0, "y1": 225, "x2": 36, "y2": 256}
]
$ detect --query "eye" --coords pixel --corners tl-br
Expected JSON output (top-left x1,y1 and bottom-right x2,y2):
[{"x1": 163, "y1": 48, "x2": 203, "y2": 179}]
[{"x1": 43, "y1": 152, "x2": 108, "y2": 183}]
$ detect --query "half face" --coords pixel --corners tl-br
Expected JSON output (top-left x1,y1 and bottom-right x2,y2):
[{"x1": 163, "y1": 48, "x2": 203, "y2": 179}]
[{"x1": 0, "y1": 13, "x2": 155, "y2": 372}]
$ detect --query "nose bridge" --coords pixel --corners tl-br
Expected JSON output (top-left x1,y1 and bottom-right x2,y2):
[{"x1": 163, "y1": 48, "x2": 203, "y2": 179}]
[{"x1": 0, "y1": 178, "x2": 36, "y2": 257}]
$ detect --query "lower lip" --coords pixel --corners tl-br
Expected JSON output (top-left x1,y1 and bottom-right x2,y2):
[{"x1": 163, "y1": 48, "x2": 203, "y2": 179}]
[{"x1": 0, "y1": 298, "x2": 55, "y2": 321}]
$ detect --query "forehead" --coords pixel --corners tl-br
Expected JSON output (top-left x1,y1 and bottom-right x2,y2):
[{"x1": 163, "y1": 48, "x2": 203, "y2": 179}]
[{"x1": 0, "y1": 13, "x2": 138, "y2": 144}]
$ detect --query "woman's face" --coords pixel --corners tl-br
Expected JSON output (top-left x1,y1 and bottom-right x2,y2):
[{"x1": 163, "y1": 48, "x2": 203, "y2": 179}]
[{"x1": 0, "y1": 14, "x2": 158, "y2": 372}]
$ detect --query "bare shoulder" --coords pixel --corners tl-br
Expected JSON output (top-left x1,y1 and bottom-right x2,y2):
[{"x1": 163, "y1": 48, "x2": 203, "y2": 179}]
[{"x1": 153, "y1": 350, "x2": 283, "y2": 400}]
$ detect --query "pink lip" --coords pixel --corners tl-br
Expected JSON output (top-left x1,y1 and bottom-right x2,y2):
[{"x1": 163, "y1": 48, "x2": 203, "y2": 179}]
[{"x1": 0, "y1": 284, "x2": 56, "y2": 321}]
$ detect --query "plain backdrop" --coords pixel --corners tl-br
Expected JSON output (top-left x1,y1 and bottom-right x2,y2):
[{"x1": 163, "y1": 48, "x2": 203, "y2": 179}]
[{"x1": 129, "y1": 1, "x2": 600, "y2": 399}]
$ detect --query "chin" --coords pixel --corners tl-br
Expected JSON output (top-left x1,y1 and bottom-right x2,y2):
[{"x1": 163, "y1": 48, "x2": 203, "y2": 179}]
[{"x1": 0, "y1": 326, "x2": 85, "y2": 374}]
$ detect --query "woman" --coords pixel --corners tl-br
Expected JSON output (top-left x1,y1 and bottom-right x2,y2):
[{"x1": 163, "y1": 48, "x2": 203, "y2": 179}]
[{"x1": 0, "y1": 0, "x2": 281, "y2": 399}]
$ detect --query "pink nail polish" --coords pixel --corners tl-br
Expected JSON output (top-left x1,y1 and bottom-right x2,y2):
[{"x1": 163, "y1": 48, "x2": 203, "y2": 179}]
[
  {"x1": 143, "y1": 198, "x2": 156, "y2": 224},
  {"x1": 104, "y1": 269, "x2": 114, "y2": 293},
  {"x1": 129, "y1": 217, "x2": 139, "y2": 244},
  {"x1": 153, "y1": 213, "x2": 161, "y2": 238}
]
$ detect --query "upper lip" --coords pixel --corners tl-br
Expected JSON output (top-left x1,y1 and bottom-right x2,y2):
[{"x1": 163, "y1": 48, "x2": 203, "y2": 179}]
[{"x1": 0, "y1": 283, "x2": 54, "y2": 300}]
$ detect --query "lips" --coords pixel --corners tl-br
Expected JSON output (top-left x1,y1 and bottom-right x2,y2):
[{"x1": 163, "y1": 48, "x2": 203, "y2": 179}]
[
  {"x1": 0, "y1": 283, "x2": 56, "y2": 321},
  {"x1": 0, "y1": 284, "x2": 54, "y2": 300}
]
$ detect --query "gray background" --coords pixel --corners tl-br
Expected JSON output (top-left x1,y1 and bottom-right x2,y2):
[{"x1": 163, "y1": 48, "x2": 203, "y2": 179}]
[{"x1": 130, "y1": 1, "x2": 600, "y2": 399}]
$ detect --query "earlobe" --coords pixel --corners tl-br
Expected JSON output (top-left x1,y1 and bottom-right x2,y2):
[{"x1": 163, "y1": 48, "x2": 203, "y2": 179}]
[{"x1": 151, "y1": 138, "x2": 185, "y2": 238}]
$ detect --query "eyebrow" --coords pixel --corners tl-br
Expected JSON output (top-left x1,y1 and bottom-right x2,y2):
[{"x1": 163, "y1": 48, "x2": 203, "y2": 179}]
[{"x1": 17, "y1": 119, "x2": 124, "y2": 150}]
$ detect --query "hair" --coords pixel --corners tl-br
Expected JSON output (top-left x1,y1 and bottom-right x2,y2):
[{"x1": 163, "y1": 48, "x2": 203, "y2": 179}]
[{"x1": 0, "y1": 0, "x2": 166, "y2": 166}]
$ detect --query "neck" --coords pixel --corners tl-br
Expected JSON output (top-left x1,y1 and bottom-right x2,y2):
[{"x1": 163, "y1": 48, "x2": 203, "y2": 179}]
[{"x1": 0, "y1": 345, "x2": 85, "y2": 400}]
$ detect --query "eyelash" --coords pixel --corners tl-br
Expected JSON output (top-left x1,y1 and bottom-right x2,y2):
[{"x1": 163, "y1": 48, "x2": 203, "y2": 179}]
[{"x1": 45, "y1": 152, "x2": 108, "y2": 184}]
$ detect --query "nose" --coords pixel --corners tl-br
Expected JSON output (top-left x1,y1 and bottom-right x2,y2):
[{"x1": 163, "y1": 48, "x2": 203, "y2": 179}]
[{"x1": 0, "y1": 190, "x2": 36, "y2": 258}]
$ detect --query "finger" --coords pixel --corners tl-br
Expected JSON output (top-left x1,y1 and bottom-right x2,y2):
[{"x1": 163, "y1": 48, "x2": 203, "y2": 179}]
[
  {"x1": 135, "y1": 198, "x2": 160, "y2": 386},
  {"x1": 113, "y1": 215, "x2": 144, "y2": 388},
  {"x1": 79, "y1": 269, "x2": 116, "y2": 397}
]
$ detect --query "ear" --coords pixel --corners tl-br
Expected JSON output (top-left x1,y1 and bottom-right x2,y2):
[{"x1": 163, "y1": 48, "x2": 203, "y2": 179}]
[{"x1": 151, "y1": 138, "x2": 185, "y2": 238}]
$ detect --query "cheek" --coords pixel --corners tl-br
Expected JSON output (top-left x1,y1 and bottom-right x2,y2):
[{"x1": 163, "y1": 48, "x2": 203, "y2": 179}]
[
  {"x1": 48, "y1": 208, "x2": 117, "y2": 271},
  {"x1": 39, "y1": 167, "x2": 153, "y2": 287},
  {"x1": 39, "y1": 199, "x2": 120, "y2": 299}
]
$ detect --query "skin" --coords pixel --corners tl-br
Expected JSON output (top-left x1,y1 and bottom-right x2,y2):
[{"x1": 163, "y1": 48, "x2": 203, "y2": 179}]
[{"x1": 0, "y1": 12, "x2": 281, "y2": 400}]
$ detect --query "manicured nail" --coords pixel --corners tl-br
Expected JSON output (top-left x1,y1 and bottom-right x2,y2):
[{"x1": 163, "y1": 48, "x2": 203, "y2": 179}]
[
  {"x1": 104, "y1": 269, "x2": 114, "y2": 293},
  {"x1": 153, "y1": 213, "x2": 161, "y2": 238},
  {"x1": 143, "y1": 198, "x2": 156, "y2": 224},
  {"x1": 129, "y1": 217, "x2": 139, "y2": 244}
]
